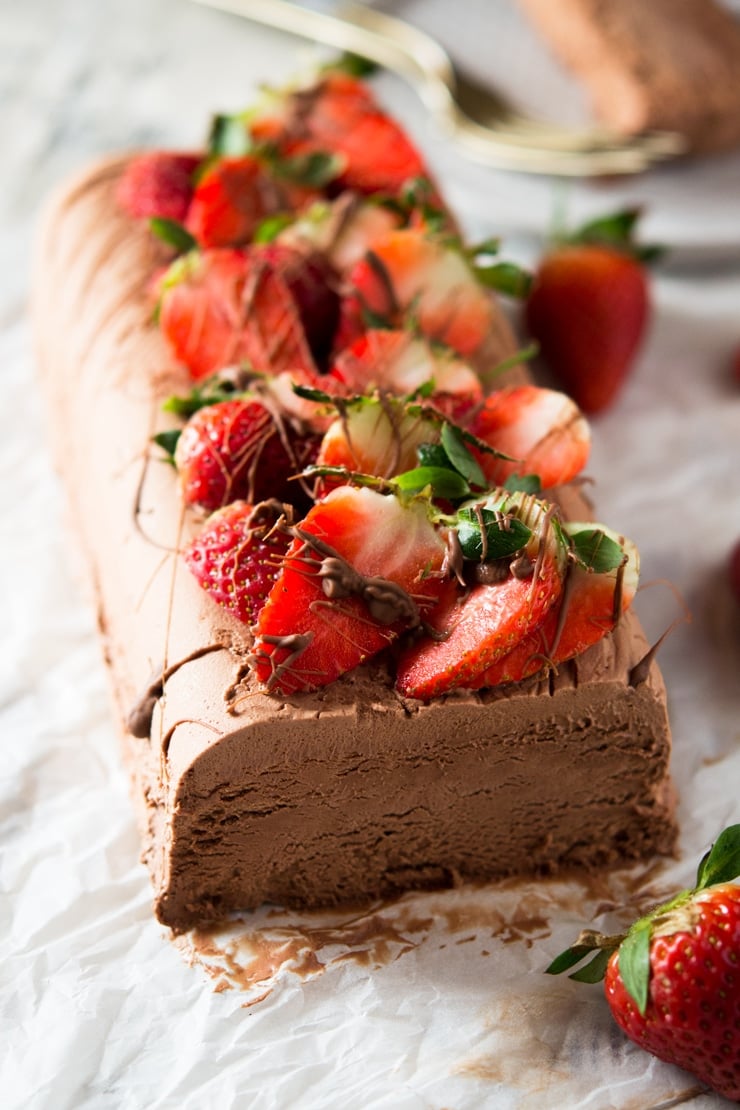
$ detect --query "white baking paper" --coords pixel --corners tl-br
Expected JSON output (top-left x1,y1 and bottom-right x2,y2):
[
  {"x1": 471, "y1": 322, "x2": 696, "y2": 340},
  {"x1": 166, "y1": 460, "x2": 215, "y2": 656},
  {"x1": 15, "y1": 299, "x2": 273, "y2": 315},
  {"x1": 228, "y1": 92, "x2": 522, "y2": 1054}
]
[{"x1": 3, "y1": 1, "x2": 740, "y2": 1106}]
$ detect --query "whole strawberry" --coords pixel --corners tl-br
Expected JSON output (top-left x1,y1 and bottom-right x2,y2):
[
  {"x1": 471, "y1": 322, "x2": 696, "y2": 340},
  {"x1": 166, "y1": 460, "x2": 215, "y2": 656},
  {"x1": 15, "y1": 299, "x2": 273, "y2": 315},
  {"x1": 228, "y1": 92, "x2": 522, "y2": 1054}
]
[
  {"x1": 116, "y1": 152, "x2": 200, "y2": 222},
  {"x1": 183, "y1": 499, "x2": 293, "y2": 625},
  {"x1": 526, "y1": 209, "x2": 658, "y2": 414},
  {"x1": 547, "y1": 824, "x2": 740, "y2": 1101}
]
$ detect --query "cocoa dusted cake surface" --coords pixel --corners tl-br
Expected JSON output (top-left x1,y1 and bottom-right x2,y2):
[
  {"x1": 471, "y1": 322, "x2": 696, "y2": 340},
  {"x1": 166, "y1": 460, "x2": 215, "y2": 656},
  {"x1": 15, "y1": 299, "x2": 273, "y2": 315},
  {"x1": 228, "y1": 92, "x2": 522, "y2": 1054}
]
[{"x1": 34, "y1": 156, "x2": 676, "y2": 933}]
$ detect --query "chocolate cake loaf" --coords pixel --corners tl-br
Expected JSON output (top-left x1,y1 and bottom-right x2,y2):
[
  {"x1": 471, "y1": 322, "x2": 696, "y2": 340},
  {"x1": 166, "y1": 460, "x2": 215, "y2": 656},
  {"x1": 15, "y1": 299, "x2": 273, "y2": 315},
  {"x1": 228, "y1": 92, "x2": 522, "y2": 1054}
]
[
  {"x1": 518, "y1": 0, "x2": 740, "y2": 154},
  {"x1": 34, "y1": 79, "x2": 676, "y2": 932}
]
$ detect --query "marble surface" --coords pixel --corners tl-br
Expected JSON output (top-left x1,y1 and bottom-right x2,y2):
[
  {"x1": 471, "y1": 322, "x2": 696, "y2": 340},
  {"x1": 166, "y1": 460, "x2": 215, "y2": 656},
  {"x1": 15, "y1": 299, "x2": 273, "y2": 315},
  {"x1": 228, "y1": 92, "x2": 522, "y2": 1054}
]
[{"x1": 3, "y1": 1, "x2": 740, "y2": 1108}]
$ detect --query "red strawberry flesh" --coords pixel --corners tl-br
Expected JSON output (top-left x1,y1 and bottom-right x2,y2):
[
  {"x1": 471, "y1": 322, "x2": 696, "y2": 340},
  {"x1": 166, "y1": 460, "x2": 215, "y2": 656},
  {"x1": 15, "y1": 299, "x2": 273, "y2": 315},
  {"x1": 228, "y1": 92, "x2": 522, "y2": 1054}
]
[{"x1": 251, "y1": 485, "x2": 449, "y2": 694}]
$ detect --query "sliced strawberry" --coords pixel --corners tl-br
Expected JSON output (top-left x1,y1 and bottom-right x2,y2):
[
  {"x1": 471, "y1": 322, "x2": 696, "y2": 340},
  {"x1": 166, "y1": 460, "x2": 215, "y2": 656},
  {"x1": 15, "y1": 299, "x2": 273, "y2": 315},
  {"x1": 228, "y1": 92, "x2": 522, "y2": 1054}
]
[
  {"x1": 250, "y1": 74, "x2": 430, "y2": 197},
  {"x1": 329, "y1": 330, "x2": 483, "y2": 419},
  {"x1": 251, "y1": 485, "x2": 450, "y2": 694},
  {"x1": 174, "y1": 397, "x2": 319, "y2": 511},
  {"x1": 183, "y1": 499, "x2": 293, "y2": 625},
  {"x1": 253, "y1": 243, "x2": 339, "y2": 367},
  {"x1": 338, "y1": 229, "x2": 495, "y2": 359},
  {"x1": 185, "y1": 156, "x2": 273, "y2": 248},
  {"x1": 278, "y1": 196, "x2": 402, "y2": 275},
  {"x1": 185, "y1": 156, "x2": 319, "y2": 249},
  {"x1": 470, "y1": 525, "x2": 639, "y2": 687},
  {"x1": 396, "y1": 492, "x2": 567, "y2": 698},
  {"x1": 117, "y1": 152, "x2": 200, "y2": 222},
  {"x1": 158, "y1": 249, "x2": 251, "y2": 380},
  {"x1": 315, "y1": 397, "x2": 440, "y2": 487},
  {"x1": 158, "y1": 245, "x2": 329, "y2": 381},
  {"x1": 467, "y1": 385, "x2": 591, "y2": 488}
]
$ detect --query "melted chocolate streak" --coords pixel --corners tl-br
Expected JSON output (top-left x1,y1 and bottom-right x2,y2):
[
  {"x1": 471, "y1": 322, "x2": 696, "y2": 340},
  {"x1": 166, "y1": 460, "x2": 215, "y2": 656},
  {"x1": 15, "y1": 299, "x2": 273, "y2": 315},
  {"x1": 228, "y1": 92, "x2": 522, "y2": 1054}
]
[
  {"x1": 247, "y1": 525, "x2": 429, "y2": 692},
  {"x1": 127, "y1": 643, "x2": 228, "y2": 739}
]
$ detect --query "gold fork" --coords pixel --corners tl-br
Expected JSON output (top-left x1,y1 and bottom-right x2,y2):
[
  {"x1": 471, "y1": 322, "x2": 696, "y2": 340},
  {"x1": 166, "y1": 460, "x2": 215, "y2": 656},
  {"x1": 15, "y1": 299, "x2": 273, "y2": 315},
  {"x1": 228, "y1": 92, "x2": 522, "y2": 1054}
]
[{"x1": 192, "y1": 0, "x2": 686, "y2": 176}]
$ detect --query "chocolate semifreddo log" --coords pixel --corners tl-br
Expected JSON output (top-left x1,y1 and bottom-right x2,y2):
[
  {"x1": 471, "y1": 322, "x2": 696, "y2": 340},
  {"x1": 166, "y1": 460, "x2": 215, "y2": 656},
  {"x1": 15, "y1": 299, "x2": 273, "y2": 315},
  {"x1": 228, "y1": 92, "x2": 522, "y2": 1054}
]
[{"x1": 34, "y1": 158, "x2": 676, "y2": 932}]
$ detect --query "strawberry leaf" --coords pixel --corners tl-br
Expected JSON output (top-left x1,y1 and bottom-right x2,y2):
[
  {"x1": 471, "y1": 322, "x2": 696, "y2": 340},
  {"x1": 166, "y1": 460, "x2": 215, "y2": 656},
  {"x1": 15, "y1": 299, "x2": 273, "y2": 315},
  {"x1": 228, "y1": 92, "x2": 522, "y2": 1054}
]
[
  {"x1": 398, "y1": 177, "x2": 448, "y2": 232},
  {"x1": 416, "y1": 443, "x2": 450, "y2": 470},
  {"x1": 468, "y1": 237, "x2": 501, "y2": 259},
  {"x1": 394, "y1": 466, "x2": 470, "y2": 500},
  {"x1": 569, "y1": 206, "x2": 664, "y2": 266},
  {"x1": 545, "y1": 942, "x2": 601, "y2": 976},
  {"x1": 569, "y1": 948, "x2": 612, "y2": 984},
  {"x1": 268, "y1": 149, "x2": 345, "y2": 188},
  {"x1": 504, "y1": 474, "x2": 542, "y2": 494},
  {"x1": 292, "y1": 383, "x2": 335, "y2": 404},
  {"x1": 568, "y1": 528, "x2": 625, "y2": 573},
  {"x1": 456, "y1": 506, "x2": 531, "y2": 561},
  {"x1": 441, "y1": 423, "x2": 487, "y2": 488},
  {"x1": 152, "y1": 429, "x2": 181, "y2": 464},
  {"x1": 575, "y1": 207, "x2": 641, "y2": 249},
  {"x1": 253, "y1": 213, "x2": 295, "y2": 244},
  {"x1": 618, "y1": 921, "x2": 652, "y2": 1016},
  {"x1": 209, "y1": 113, "x2": 251, "y2": 157},
  {"x1": 162, "y1": 377, "x2": 242, "y2": 418},
  {"x1": 325, "y1": 52, "x2": 379, "y2": 78},
  {"x1": 694, "y1": 824, "x2": 740, "y2": 890},
  {"x1": 360, "y1": 303, "x2": 394, "y2": 329},
  {"x1": 473, "y1": 260, "x2": 533, "y2": 299},
  {"x1": 149, "y1": 218, "x2": 198, "y2": 254}
]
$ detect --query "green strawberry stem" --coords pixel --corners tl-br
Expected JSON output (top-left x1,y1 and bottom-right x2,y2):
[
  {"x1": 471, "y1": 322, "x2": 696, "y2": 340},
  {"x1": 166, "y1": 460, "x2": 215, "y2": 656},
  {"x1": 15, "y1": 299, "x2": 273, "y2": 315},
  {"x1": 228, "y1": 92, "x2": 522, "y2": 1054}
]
[{"x1": 545, "y1": 823, "x2": 740, "y2": 1014}]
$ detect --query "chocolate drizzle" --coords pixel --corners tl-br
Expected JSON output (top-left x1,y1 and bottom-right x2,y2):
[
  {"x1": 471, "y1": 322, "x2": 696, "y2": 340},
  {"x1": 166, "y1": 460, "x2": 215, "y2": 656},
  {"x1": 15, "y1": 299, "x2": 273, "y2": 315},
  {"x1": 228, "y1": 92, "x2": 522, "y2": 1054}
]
[
  {"x1": 127, "y1": 643, "x2": 228, "y2": 738},
  {"x1": 295, "y1": 526, "x2": 422, "y2": 627}
]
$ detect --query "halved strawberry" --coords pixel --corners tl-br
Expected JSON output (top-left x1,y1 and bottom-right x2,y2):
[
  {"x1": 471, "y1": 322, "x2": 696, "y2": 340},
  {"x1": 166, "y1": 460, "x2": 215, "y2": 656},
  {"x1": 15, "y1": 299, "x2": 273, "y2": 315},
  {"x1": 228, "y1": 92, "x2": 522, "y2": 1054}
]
[
  {"x1": 254, "y1": 243, "x2": 340, "y2": 367},
  {"x1": 469, "y1": 524, "x2": 638, "y2": 687},
  {"x1": 250, "y1": 73, "x2": 430, "y2": 197},
  {"x1": 185, "y1": 156, "x2": 321, "y2": 250},
  {"x1": 117, "y1": 152, "x2": 200, "y2": 222},
  {"x1": 158, "y1": 249, "x2": 251, "y2": 380},
  {"x1": 329, "y1": 330, "x2": 483, "y2": 420},
  {"x1": 174, "y1": 397, "x2": 319, "y2": 511},
  {"x1": 185, "y1": 156, "x2": 275, "y2": 249},
  {"x1": 467, "y1": 385, "x2": 591, "y2": 488},
  {"x1": 182, "y1": 499, "x2": 293, "y2": 625},
  {"x1": 250, "y1": 485, "x2": 450, "y2": 694},
  {"x1": 337, "y1": 229, "x2": 495, "y2": 359},
  {"x1": 395, "y1": 491, "x2": 567, "y2": 698},
  {"x1": 315, "y1": 396, "x2": 440, "y2": 487},
  {"x1": 158, "y1": 244, "x2": 331, "y2": 381},
  {"x1": 278, "y1": 195, "x2": 401, "y2": 275}
]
